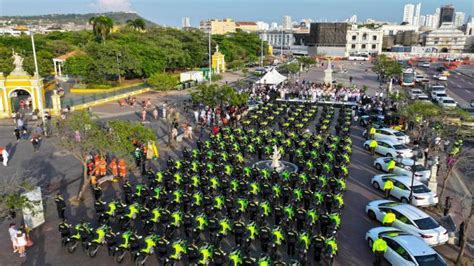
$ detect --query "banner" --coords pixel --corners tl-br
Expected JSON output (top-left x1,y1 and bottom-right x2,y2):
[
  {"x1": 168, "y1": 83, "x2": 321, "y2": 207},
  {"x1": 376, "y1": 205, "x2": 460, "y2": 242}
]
[{"x1": 22, "y1": 187, "x2": 45, "y2": 229}]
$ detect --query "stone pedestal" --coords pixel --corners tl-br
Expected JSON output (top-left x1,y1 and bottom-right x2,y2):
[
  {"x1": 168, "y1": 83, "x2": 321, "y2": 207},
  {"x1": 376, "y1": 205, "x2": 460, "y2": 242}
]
[
  {"x1": 51, "y1": 91, "x2": 62, "y2": 116},
  {"x1": 323, "y1": 60, "x2": 333, "y2": 89}
]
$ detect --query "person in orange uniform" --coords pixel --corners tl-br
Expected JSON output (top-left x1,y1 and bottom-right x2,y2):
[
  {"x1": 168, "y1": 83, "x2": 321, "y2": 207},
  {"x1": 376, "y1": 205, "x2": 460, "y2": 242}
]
[
  {"x1": 99, "y1": 157, "x2": 107, "y2": 177},
  {"x1": 109, "y1": 158, "x2": 118, "y2": 178},
  {"x1": 118, "y1": 159, "x2": 127, "y2": 179},
  {"x1": 94, "y1": 155, "x2": 101, "y2": 177}
]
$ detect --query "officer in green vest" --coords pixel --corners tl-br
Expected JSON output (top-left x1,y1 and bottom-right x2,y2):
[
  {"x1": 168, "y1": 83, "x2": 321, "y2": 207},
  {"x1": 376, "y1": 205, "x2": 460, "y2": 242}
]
[
  {"x1": 383, "y1": 179, "x2": 394, "y2": 199},
  {"x1": 382, "y1": 212, "x2": 396, "y2": 226},
  {"x1": 387, "y1": 159, "x2": 396, "y2": 173},
  {"x1": 372, "y1": 238, "x2": 388, "y2": 266},
  {"x1": 369, "y1": 126, "x2": 376, "y2": 139},
  {"x1": 369, "y1": 139, "x2": 378, "y2": 155}
]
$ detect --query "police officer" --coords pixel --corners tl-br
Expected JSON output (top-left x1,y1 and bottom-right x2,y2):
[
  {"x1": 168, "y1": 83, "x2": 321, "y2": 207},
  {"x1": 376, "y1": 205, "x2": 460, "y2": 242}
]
[
  {"x1": 383, "y1": 179, "x2": 394, "y2": 199},
  {"x1": 54, "y1": 192, "x2": 66, "y2": 221},
  {"x1": 372, "y1": 237, "x2": 388, "y2": 266}
]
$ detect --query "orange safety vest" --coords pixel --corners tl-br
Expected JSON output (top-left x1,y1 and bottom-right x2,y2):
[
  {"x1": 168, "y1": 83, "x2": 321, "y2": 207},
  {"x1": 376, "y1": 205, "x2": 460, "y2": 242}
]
[
  {"x1": 118, "y1": 160, "x2": 127, "y2": 177},
  {"x1": 95, "y1": 159, "x2": 101, "y2": 175},
  {"x1": 109, "y1": 160, "x2": 118, "y2": 176},
  {"x1": 99, "y1": 159, "x2": 107, "y2": 175}
]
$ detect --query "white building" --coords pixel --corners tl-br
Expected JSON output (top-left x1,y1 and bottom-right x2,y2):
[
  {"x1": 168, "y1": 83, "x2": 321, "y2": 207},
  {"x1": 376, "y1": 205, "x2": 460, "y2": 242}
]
[
  {"x1": 258, "y1": 30, "x2": 294, "y2": 51},
  {"x1": 270, "y1": 22, "x2": 279, "y2": 30},
  {"x1": 454, "y1": 12, "x2": 465, "y2": 27},
  {"x1": 434, "y1": 8, "x2": 441, "y2": 29},
  {"x1": 256, "y1": 21, "x2": 269, "y2": 31},
  {"x1": 419, "y1": 15, "x2": 426, "y2": 27},
  {"x1": 283, "y1": 16, "x2": 292, "y2": 30},
  {"x1": 403, "y1": 4, "x2": 415, "y2": 24},
  {"x1": 413, "y1": 3, "x2": 421, "y2": 26},
  {"x1": 182, "y1": 17, "x2": 190, "y2": 28},
  {"x1": 381, "y1": 24, "x2": 419, "y2": 35},
  {"x1": 424, "y1": 14, "x2": 437, "y2": 29},
  {"x1": 346, "y1": 24, "x2": 383, "y2": 56},
  {"x1": 421, "y1": 23, "x2": 467, "y2": 53}
]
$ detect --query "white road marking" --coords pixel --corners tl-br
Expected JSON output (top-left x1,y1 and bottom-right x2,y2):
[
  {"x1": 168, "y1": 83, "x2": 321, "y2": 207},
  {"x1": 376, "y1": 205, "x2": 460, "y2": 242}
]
[{"x1": 466, "y1": 89, "x2": 472, "y2": 94}]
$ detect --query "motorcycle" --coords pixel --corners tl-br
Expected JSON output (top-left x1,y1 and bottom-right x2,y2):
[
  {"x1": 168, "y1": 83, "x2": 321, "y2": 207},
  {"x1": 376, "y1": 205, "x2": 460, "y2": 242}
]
[{"x1": 62, "y1": 222, "x2": 92, "y2": 254}]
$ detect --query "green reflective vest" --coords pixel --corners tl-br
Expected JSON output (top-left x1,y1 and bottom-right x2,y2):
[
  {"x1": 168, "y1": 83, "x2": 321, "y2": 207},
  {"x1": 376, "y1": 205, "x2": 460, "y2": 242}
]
[{"x1": 372, "y1": 238, "x2": 388, "y2": 253}]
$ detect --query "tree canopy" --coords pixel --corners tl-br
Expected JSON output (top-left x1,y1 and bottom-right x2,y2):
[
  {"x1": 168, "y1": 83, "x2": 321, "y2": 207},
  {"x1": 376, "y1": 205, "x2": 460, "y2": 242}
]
[
  {"x1": 372, "y1": 54, "x2": 403, "y2": 78},
  {"x1": 191, "y1": 84, "x2": 249, "y2": 107},
  {"x1": 148, "y1": 72, "x2": 179, "y2": 91}
]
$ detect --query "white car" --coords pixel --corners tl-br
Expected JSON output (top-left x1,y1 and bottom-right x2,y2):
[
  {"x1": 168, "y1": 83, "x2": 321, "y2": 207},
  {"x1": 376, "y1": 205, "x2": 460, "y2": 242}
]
[
  {"x1": 373, "y1": 157, "x2": 431, "y2": 182},
  {"x1": 429, "y1": 85, "x2": 446, "y2": 95},
  {"x1": 420, "y1": 62, "x2": 430, "y2": 68},
  {"x1": 408, "y1": 89, "x2": 424, "y2": 100},
  {"x1": 370, "y1": 174, "x2": 439, "y2": 206},
  {"x1": 430, "y1": 91, "x2": 448, "y2": 102},
  {"x1": 363, "y1": 139, "x2": 413, "y2": 158},
  {"x1": 433, "y1": 74, "x2": 447, "y2": 81},
  {"x1": 437, "y1": 97, "x2": 457, "y2": 108},
  {"x1": 364, "y1": 128, "x2": 410, "y2": 144},
  {"x1": 366, "y1": 227, "x2": 447, "y2": 266},
  {"x1": 417, "y1": 94, "x2": 430, "y2": 102},
  {"x1": 366, "y1": 200, "x2": 449, "y2": 246}
]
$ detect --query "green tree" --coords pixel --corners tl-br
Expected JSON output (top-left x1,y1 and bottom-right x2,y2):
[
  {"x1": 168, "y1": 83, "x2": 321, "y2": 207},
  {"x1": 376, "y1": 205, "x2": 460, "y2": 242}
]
[
  {"x1": 107, "y1": 120, "x2": 156, "y2": 157},
  {"x1": 398, "y1": 101, "x2": 442, "y2": 142},
  {"x1": 148, "y1": 72, "x2": 178, "y2": 91},
  {"x1": 0, "y1": 47, "x2": 14, "y2": 75},
  {"x1": 191, "y1": 84, "x2": 248, "y2": 107},
  {"x1": 296, "y1": 56, "x2": 316, "y2": 68},
  {"x1": 55, "y1": 111, "x2": 112, "y2": 201},
  {"x1": 0, "y1": 173, "x2": 38, "y2": 218},
  {"x1": 126, "y1": 18, "x2": 146, "y2": 31},
  {"x1": 373, "y1": 54, "x2": 402, "y2": 79},
  {"x1": 64, "y1": 54, "x2": 93, "y2": 79},
  {"x1": 89, "y1": 15, "x2": 114, "y2": 43},
  {"x1": 280, "y1": 63, "x2": 300, "y2": 74}
]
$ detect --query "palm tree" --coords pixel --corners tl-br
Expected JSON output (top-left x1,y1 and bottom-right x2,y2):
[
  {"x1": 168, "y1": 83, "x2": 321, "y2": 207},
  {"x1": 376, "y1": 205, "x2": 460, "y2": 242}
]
[
  {"x1": 89, "y1": 15, "x2": 114, "y2": 43},
  {"x1": 126, "y1": 18, "x2": 146, "y2": 31}
]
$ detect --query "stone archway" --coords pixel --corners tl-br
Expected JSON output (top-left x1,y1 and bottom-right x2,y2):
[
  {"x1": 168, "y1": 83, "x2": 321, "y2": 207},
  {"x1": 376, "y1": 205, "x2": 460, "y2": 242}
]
[
  {"x1": 440, "y1": 47, "x2": 449, "y2": 53},
  {"x1": 9, "y1": 88, "x2": 33, "y2": 113}
]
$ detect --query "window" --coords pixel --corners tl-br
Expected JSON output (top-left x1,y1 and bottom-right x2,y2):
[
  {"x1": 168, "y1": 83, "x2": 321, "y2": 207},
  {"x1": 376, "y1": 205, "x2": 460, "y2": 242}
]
[
  {"x1": 383, "y1": 237, "x2": 412, "y2": 261},
  {"x1": 361, "y1": 44, "x2": 366, "y2": 49},
  {"x1": 351, "y1": 44, "x2": 356, "y2": 49},
  {"x1": 394, "y1": 181, "x2": 408, "y2": 190},
  {"x1": 352, "y1": 35, "x2": 356, "y2": 40},
  {"x1": 362, "y1": 33, "x2": 367, "y2": 40},
  {"x1": 414, "y1": 217, "x2": 439, "y2": 230},
  {"x1": 372, "y1": 44, "x2": 377, "y2": 49},
  {"x1": 373, "y1": 35, "x2": 377, "y2": 41}
]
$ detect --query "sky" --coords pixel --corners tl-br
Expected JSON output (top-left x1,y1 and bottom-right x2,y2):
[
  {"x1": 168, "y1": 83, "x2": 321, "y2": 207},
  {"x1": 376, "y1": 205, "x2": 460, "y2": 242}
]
[{"x1": 1, "y1": 0, "x2": 473, "y2": 26}]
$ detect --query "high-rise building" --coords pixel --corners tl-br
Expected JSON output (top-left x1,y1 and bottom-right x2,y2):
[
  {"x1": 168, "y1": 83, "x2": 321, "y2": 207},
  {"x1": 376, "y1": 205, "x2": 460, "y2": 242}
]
[
  {"x1": 270, "y1": 22, "x2": 278, "y2": 30},
  {"x1": 283, "y1": 16, "x2": 292, "y2": 30},
  {"x1": 439, "y1": 5, "x2": 455, "y2": 27},
  {"x1": 434, "y1": 8, "x2": 441, "y2": 29},
  {"x1": 182, "y1": 17, "x2": 190, "y2": 28},
  {"x1": 419, "y1": 15, "x2": 426, "y2": 27},
  {"x1": 413, "y1": 3, "x2": 421, "y2": 26},
  {"x1": 403, "y1": 4, "x2": 415, "y2": 24},
  {"x1": 454, "y1": 12, "x2": 465, "y2": 27},
  {"x1": 348, "y1": 15, "x2": 357, "y2": 23}
]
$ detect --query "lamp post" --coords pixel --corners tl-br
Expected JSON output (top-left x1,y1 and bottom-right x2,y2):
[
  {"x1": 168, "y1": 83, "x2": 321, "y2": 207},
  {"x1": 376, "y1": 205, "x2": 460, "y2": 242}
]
[
  {"x1": 208, "y1": 28, "x2": 212, "y2": 85},
  {"x1": 30, "y1": 28, "x2": 48, "y2": 137}
]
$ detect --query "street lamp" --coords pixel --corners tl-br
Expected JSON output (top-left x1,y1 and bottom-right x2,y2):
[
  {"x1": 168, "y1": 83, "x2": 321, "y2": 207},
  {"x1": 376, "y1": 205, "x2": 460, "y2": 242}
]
[
  {"x1": 408, "y1": 150, "x2": 419, "y2": 202},
  {"x1": 30, "y1": 28, "x2": 48, "y2": 137}
]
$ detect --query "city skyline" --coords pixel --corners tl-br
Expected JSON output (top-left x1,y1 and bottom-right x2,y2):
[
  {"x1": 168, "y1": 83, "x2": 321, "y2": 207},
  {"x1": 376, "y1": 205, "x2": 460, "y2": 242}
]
[{"x1": 1, "y1": 0, "x2": 472, "y2": 27}]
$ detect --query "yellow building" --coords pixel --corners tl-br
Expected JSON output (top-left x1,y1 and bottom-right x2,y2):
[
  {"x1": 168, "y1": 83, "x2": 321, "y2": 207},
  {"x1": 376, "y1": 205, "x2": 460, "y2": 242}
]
[
  {"x1": 268, "y1": 44, "x2": 273, "y2": 56},
  {"x1": 211, "y1": 45, "x2": 226, "y2": 74},
  {"x1": 200, "y1": 18, "x2": 236, "y2": 35},
  {"x1": 0, "y1": 53, "x2": 45, "y2": 118},
  {"x1": 236, "y1": 22, "x2": 259, "y2": 32}
]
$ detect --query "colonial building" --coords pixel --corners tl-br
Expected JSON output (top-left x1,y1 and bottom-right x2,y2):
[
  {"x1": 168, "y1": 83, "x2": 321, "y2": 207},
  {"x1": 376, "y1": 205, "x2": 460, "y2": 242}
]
[
  {"x1": 345, "y1": 24, "x2": 383, "y2": 56},
  {"x1": 420, "y1": 23, "x2": 467, "y2": 52},
  {"x1": 0, "y1": 52, "x2": 45, "y2": 118},
  {"x1": 199, "y1": 19, "x2": 236, "y2": 35},
  {"x1": 258, "y1": 30, "x2": 294, "y2": 54}
]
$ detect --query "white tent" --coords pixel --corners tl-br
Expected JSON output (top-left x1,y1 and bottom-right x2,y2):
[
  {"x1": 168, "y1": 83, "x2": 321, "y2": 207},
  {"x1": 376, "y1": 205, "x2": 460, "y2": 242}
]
[{"x1": 256, "y1": 68, "x2": 287, "y2": 85}]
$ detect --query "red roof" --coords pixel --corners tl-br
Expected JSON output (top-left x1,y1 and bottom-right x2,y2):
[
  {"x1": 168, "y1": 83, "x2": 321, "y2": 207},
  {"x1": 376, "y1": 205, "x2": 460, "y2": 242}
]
[{"x1": 236, "y1": 21, "x2": 257, "y2": 26}]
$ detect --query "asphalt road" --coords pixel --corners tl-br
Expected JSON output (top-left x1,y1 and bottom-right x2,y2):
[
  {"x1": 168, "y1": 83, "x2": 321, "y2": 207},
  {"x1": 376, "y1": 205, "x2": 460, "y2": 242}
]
[{"x1": 416, "y1": 63, "x2": 474, "y2": 107}]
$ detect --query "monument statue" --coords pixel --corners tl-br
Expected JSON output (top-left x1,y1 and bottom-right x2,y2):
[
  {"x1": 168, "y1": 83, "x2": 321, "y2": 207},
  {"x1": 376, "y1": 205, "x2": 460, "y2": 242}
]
[
  {"x1": 271, "y1": 145, "x2": 282, "y2": 169},
  {"x1": 11, "y1": 50, "x2": 27, "y2": 75},
  {"x1": 324, "y1": 58, "x2": 333, "y2": 88}
]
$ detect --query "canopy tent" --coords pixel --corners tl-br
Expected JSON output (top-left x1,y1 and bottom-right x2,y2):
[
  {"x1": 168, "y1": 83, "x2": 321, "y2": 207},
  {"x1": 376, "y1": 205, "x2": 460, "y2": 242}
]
[{"x1": 256, "y1": 68, "x2": 287, "y2": 85}]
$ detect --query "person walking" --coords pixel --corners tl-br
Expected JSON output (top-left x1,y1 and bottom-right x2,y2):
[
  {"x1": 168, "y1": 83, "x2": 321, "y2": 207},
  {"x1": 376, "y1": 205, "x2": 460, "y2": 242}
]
[
  {"x1": 153, "y1": 108, "x2": 159, "y2": 120},
  {"x1": 15, "y1": 227, "x2": 27, "y2": 257},
  {"x1": 14, "y1": 128, "x2": 21, "y2": 142},
  {"x1": 386, "y1": 159, "x2": 396, "y2": 173},
  {"x1": 372, "y1": 238, "x2": 387, "y2": 266},
  {"x1": 31, "y1": 135, "x2": 40, "y2": 152},
  {"x1": 54, "y1": 193, "x2": 66, "y2": 221},
  {"x1": 141, "y1": 109, "x2": 147, "y2": 122},
  {"x1": 9, "y1": 223, "x2": 18, "y2": 254},
  {"x1": 383, "y1": 179, "x2": 394, "y2": 199},
  {"x1": 2, "y1": 147, "x2": 9, "y2": 167},
  {"x1": 443, "y1": 196, "x2": 451, "y2": 216}
]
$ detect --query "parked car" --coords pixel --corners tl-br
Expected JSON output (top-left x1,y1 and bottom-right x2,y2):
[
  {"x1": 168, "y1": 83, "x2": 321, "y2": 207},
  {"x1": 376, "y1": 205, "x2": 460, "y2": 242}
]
[
  {"x1": 359, "y1": 114, "x2": 385, "y2": 127},
  {"x1": 365, "y1": 200, "x2": 449, "y2": 246},
  {"x1": 437, "y1": 97, "x2": 457, "y2": 109},
  {"x1": 432, "y1": 74, "x2": 447, "y2": 81},
  {"x1": 436, "y1": 67, "x2": 446, "y2": 73},
  {"x1": 363, "y1": 139, "x2": 413, "y2": 158},
  {"x1": 370, "y1": 174, "x2": 438, "y2": 206},
  {"x1": 430, "y1": 91, "x2": 448, "y2": 102},
  {"x1": 362, "y1": 128, "x2": 410, "y2": 144},
  {"x1": 420, "y1": 62, "x2": 430, "y2": 68},
  {"x1": 373, "y1": 157, "x2": 431, "y2": 182},
  {"x1": 417, "y1": 94, "x2": 430, "y2": 102},
  {"x1": 408, "y1": 89, "x2": 424, "y2": 100},
  {"x1": 366, "y1": 227, "x2": 447, "y2": 266}
]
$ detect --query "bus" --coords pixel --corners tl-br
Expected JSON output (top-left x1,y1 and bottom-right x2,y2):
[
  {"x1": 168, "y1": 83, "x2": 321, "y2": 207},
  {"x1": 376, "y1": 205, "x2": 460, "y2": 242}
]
[
  {"x1": 348, "y1": 54, "x2": 370, "y2": 61},
  {"x1": 401, "y1": 68, "x2": 416, "y2": 86}
]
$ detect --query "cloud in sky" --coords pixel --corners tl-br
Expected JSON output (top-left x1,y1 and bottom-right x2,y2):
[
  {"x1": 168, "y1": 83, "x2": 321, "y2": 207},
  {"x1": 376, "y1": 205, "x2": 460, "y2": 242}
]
[{"x1": 97, "y1": 0, "x2": 133, "y2": 12}]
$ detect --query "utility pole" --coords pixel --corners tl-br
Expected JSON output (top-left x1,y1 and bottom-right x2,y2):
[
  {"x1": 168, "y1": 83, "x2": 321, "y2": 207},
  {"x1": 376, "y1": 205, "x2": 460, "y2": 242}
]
[
  {"x1": 260, "y1": 35, "x2": 264, "y2": 67},
  {"x1": 30, "y1": 29, "x2": 47, "y2": 136},
  {"x1": 208, "y1": 27, "x2": 212, "y2": 85},
  {"x1": 280, "y1": 29, "x2": 284, "y2": 59}
]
